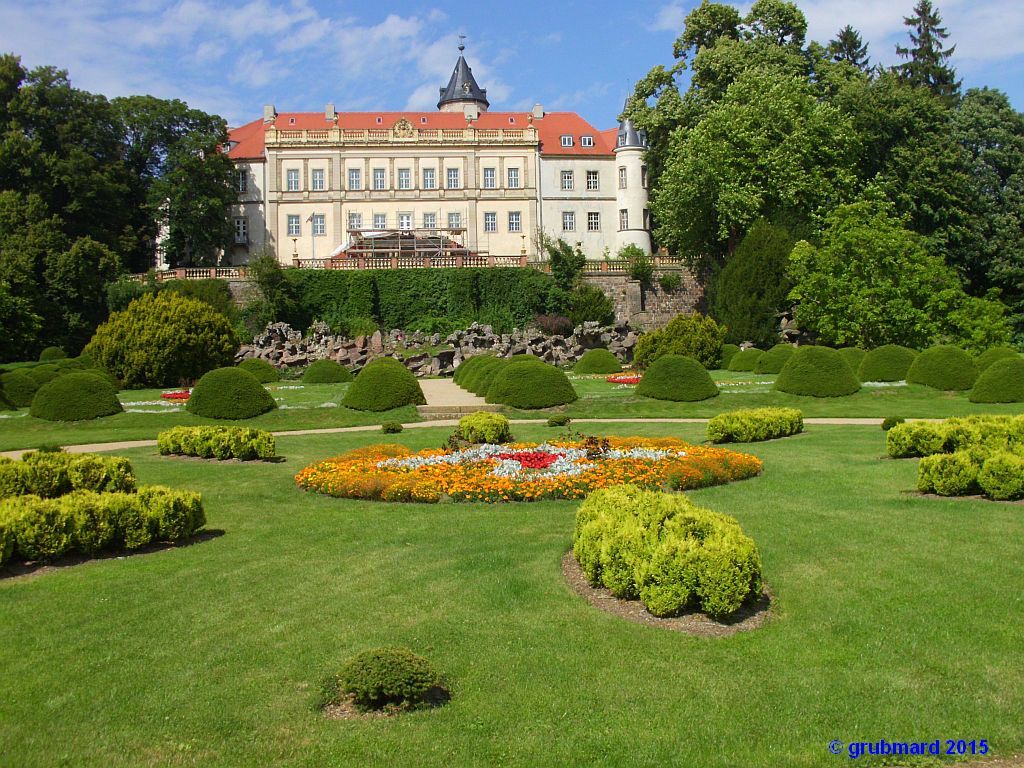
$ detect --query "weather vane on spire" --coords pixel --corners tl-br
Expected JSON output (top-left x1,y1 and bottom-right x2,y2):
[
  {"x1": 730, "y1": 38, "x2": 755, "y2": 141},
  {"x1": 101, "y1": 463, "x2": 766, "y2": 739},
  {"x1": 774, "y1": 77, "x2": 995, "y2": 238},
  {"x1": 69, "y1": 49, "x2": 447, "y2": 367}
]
[{"x1": 458, "y1": 34, "x2": 466, "y2": 52}]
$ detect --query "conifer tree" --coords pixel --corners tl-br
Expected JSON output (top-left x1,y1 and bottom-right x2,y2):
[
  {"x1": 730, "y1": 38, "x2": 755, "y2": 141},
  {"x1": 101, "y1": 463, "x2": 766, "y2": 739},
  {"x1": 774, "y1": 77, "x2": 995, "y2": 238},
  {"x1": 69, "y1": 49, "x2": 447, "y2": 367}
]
[
  {"x1": 828, "y1": 25, "x2": 870, "y2": 70},
  {"x1": 895, "y1": 0, "x2": 961, "y2": 101}
]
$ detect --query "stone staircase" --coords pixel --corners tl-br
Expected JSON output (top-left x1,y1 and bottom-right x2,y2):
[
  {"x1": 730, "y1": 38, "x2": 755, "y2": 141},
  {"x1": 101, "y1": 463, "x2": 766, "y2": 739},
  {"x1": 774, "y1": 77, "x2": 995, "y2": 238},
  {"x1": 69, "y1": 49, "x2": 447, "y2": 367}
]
[{"x1": 415, "y1": 403, "x2": 502, "y2": 421}]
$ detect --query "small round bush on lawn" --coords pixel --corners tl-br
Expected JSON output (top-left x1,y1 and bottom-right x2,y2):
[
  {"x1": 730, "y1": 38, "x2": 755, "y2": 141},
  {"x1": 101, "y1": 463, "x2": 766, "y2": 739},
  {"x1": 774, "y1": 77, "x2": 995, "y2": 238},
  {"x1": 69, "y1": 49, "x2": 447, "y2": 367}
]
[
  {"x1": 186, "y1": 367, "x2": 276, "y2": 419},
  {"x1": 326, "y1": 647, "x2": 443, "y2": 712},
  {"x1": 969, "y1": 357, "x2": 1024, "y2": 403},
  {"x1": 636, "y1": 355, "x2": 718, "y2": 402},
  {"x1": 574, "y1": 348, "x2": 622, "y2": 374},
  {"x1": 753, "y1": 344, "x2": 795, "y2": 374},
  {"x1": 459, "y1": 412, "x2": 512, "y2": 443},
  {"x1": 1, "y1": 370, "x2": 39, "y2": 407},
  {"x1": 978, "y1": 451, "x2": 1024, "y2": 501},
  {"x1": 238, "y1": 358, "x2": 280, "y2": 383},
  {"x1": 975, "y1": 345, "x2": 1020, "y2": 372},
  {"x1": 38, "y1": 346, "x2": 66, "y2": 362},
  {"x1": 30, "y1": 372, "x2": 124, "y2": 421},
  {"x1": 837, "y1": 347, "x2": 867, "y2": 374},
  {"x1": 303, "y1": 359, "x2": 353, "y2": 384},
  {"x1": 857, "y1": 344, "x2": 917, "y2": 382},
  {"x1": 343, "y1": 358, "x2": 426, "y2": 412},
  {"x1": 380, "y1": 421, "x2": 404, "y2": 434},
  {"x1": 906, "y1": 345, "x2": 978, "y2": 391},
  {"x1": 486, "y1": 361, "x2": 578, "y2": 409},
  {"x1": 881, "y1": 417, "x2": 905, "y2": 431},
  {"x1": 727, "y1": 348, "x2": 762, "y2": 372},
  {"x1": 26, "y1": 364, "x2": 62, "y2": 386},
  {"x1": 775, "y1": 346, "x2": 860, "y2": 397},
  {"x1": 719, "y1": 343, "x2": 741, "y2": 369},
  {"x1": 547, "y1": 414, "x2": 572, "y2": 427}
]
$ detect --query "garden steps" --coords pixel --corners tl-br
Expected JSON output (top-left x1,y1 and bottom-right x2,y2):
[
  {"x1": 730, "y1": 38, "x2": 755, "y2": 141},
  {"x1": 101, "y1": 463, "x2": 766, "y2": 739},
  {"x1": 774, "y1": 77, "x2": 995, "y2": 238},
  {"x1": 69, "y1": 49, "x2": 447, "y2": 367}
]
[{"x1": 416, "y1": 404, "x2": 502, "y2": 419}]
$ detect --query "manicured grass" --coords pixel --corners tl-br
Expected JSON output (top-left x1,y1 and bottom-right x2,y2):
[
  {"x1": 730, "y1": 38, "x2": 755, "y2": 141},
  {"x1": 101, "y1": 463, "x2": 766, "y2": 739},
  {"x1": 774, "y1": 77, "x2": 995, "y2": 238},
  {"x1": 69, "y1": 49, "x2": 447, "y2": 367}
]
[
  {"x1": 0, "y1": 383, "x2": 419, "y2": 451},
  {"x1": 1, "y1": 423, "x2": 1021, "y2": 766},
  {"x1": 541, "y1": 372, "x2": 1024, "y2": 419}
]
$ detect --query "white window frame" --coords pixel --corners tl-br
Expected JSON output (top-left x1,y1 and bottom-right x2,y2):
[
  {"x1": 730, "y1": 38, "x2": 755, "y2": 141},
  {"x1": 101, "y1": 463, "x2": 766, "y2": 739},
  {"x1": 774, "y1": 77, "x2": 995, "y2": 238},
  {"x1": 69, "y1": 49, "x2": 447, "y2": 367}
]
[
  {"x1": 398, "y1": 168, "x2": 412, "y2": 190},
  {"x1": 312, "y1": 214, "x2": 326, "y2": 236},
  {"x1": 348, "y1": 168, "x2": 362, "y2": 190},
  {"x1": 347, "y1": 212, "x2": 362, "y2": 231},
  {"x1": 311, "y1": 168, "x2": 325, "y2": 191},
  {"x1": 447, "y1": 212, "x2": 462, "y2": 229},
  {"x1": 398, "y1": 213, "x2": 413, "y2": 230},
  {"x1": 586, "y1": 170, "x2": 599, "y2": 191},
  {"x1": 423, "y1": 212, "x2": 437, "y2": 230},
  {"x1": 619, "y1": 209, "x2": 629, "y2": 231},
  {"x1": 560, "y1": 135, "x2": 573, "y2": 147},
  {"x1": 483, "y1": 212, "x2": 497, "y2": 233},
  {"x1": 446, "y1": 167, "x2": 460, "y2": 189},
  {"x1": 507, "y1": 167, "x2": 520, "y2": 188},
  {"x1": 562, "y1": 211, "x2": 575, "y2": 232},
  {"x1": 237, "y1": 168, "x2": 248, "y2": 193},
  {"x1": 422, "y1": 168, "x2": 436, "y2": 189},
  {"x1": 286, "y1": 168, "x2": 300, "y2": 192},
  {"x1": 581, "y1": 135, "x2": 594, "y2": 147},
  {"x1": 483, "y1": 167, "x2": 496, "y2": 189},
  {"x1": 560, "y1": 170, "x2": 574, "y2": 191},
  {"x1": 373, "y1": 213, "x2": 387, "y2": 229},
  {"x1": 234, "y1": 216, "x2": 248, "y2": 243},
  {"x1": 508, "y1": 211, "x2": 521, "y2": 233},
  {"x1": 618, "y1": 167, "x2": 627, "y2": 189},
  {"x1": 287, "y1": 214, "x2": 300, "y2": 236},
  {"x1": 372, "y1": 168, "x2": 386, "y2": 190},
  {"x1": 587, "y1": 212, "x2": 600, "y2": 232}
]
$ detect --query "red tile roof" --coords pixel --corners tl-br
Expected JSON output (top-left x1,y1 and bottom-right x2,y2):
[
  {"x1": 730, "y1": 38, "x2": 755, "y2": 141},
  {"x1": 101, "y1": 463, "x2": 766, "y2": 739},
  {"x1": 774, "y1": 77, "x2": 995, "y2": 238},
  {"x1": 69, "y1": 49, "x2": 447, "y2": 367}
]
[{"x1": 227, "y1": 111, "x2": 616, "y2": 160}]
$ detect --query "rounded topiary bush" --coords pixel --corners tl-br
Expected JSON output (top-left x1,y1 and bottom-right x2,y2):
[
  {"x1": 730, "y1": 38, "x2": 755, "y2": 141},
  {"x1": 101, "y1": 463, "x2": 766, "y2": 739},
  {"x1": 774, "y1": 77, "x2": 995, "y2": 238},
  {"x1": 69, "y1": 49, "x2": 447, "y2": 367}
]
[
  {"x1": 85, "y1": 293, "x2": 238, "y2": 388},
  {"x1": 969, "y1": 357, "x2": 1024, "y2": 403},
  {"x1": 633, "y1": 313, "x2": 725, "y2": 369},
  {"x1": 573, "y1": 348, "x2": 622, "y2": 374},
  {"x1": 237, "y1": 358, "x2": 280, "y2": 383},
  {"x1": 485, "y1": 361, "x2": 577, "y2": 409},
  {"x1": 38, "y1": 346, "x2": 66, "y2": 362},
  {"x1": 636, "y1": 355, "x2": 718, "y2": 402},
  {"x1": 26, "y1": 364, "x2": 61, "y2": 386},
  {"x1": 464, "y1": 357, "x2": 508, "y2": 397},
  {"x1": 342, "y1": 358, "x2": 426, "y2": 412},
  {"x1": 29, "y1": 372, "x2": 124, "y2": 422},
  {"x1": 453, "y1": 354, "x2": 492, "y2": 386},
  {"x1": 303, "y1": 359, "x2": 353, "y2": 384},
  {"x1": 837, "y1": 347, "x2": 867, "y2": 375},
  {"x1": 186, "y1": 367, "x2": 276, "y2": 420},
  {"x1": 753, "y1": 344, "x2": 795, "y2": 374},
  {"x1": 323, "y1": 647, "x2": 443, "y2": 712},
  {"x1": 727, "y1": 348, "x2": 762, "y2": 372},
  {"x1": 975, "y1": 345, "x2": 1020, "y2": 373},
  {"x1": 1, "y1": 370, "x2": 39, "y2": 407},
  {"x1": 857, "y1": 344, "x2": 918, "y2": 382},
  {"x1": 0, "y1": 387, "x2": 13, "y2": 411},
  {"x1": 719, "y1": 343, "x2": 741, "y2": 369},
  {"x1": 906, "y1": 345, "x2": 978, "y2": 391},
  {"x1": 775, "y1": 346, "x2": 860, "y2": 397}
]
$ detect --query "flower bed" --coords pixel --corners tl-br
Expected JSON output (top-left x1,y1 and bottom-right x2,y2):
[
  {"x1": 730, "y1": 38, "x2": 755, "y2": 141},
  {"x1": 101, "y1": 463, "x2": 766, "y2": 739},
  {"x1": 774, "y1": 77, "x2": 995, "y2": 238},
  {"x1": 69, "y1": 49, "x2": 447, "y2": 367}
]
[
  {"x1": 160, "y1": 390, "x2": 191, "y2": 402},
  {"x1": 295, "y1": 436, "x2": 762, "y2": 503},
  {"x1": 606, "y1": 374, "x2": 642, "y2": 385}
]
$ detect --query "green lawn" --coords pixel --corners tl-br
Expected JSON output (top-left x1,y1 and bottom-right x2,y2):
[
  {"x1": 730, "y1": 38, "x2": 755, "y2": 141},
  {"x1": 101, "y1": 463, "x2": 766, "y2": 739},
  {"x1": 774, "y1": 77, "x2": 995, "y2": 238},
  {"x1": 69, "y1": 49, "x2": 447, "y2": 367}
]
[{"x1": 1, "y1": 423, "x2": 1021, "y2": 767}]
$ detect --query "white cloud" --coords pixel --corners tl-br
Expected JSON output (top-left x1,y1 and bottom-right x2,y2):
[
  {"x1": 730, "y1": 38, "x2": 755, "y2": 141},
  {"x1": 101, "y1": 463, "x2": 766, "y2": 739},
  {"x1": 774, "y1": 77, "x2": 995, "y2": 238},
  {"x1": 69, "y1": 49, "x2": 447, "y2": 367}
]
[{"x1": 649, "y1": 2, "x2": 687, "y2": 33}]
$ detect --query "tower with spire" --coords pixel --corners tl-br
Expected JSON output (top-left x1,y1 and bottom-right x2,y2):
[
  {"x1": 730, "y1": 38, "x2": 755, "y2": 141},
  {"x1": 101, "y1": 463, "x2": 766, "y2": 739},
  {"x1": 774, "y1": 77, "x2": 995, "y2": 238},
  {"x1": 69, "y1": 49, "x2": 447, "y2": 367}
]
[
  {"x1": 614, "y1": 101, "x2": 652, "y2": 254},
  {"x1": 438, "y1": 38, "x2": 489, "y2": 115}
]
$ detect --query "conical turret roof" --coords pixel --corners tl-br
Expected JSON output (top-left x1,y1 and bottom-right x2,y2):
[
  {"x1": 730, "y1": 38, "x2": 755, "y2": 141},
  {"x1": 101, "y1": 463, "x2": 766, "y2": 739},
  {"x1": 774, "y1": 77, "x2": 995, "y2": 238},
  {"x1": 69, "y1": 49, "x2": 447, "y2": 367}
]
[{"x1": 438, "y1": 45, "x2": 489, "y2": 110}]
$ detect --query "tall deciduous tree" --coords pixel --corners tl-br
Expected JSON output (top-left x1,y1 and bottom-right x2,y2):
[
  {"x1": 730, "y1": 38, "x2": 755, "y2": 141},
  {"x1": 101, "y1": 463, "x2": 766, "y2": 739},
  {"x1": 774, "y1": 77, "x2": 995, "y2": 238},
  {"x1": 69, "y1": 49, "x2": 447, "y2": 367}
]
[{"x1": 895, "y1": 0, "x2": 961, "y2": 102}]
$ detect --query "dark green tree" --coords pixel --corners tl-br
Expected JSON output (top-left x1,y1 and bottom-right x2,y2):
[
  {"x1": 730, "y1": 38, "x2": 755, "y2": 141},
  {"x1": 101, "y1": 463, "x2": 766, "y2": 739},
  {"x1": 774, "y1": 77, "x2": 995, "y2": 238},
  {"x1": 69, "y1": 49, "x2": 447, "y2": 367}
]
[
  {"x1": 895, "y1": 0, "x2": 961, "y2": 102},
  {"x1": 828, "y1": 25, "x2": 870, "y2": 70}
]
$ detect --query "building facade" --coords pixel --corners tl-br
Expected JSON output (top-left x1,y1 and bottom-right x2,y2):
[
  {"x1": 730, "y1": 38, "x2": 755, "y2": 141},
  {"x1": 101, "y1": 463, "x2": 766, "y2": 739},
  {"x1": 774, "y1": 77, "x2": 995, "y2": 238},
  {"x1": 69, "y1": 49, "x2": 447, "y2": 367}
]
[{"x1": 225, "y1": 47, "x2": 651, "y2": 266}]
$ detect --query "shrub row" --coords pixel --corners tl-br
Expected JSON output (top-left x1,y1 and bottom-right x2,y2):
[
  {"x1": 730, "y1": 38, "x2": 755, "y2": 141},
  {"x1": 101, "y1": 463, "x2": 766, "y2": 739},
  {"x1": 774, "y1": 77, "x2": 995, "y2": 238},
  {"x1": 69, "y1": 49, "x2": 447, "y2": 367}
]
[
  {"x1": 157, "y1": 426, "x2": 276, "y2": 461},
  {"x1": 0, "y1": 486, "x2": 205, "y2": 565},
  {"x1": 573, "y1": 485, "x2": 762, "y2": 618},
  {"x1": 707, "y1": 408, "x2": 804, "y2": 443},
  {"x1": 918, "y1": 451, "x2": 1024, "y2": 501},
  {"x1": 458, "y1": 412, "x2": 512, "y2": 444},
  {"x1": 886, "y1": 415, "x2": 1024, "y2": 459},
  {"x1": 0, "y1": 452, "x2": 135, "y2": 500},
  {"x1": 456, "y1": 355, "x2": 577, "y2": 409}
]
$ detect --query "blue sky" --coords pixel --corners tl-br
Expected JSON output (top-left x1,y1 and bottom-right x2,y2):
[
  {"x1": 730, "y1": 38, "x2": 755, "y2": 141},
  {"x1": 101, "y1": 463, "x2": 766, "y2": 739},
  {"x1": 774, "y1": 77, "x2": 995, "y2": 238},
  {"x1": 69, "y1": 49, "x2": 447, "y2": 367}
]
[{"x1": 0, "y1": 0, "x2": 1021, "y2": 130}]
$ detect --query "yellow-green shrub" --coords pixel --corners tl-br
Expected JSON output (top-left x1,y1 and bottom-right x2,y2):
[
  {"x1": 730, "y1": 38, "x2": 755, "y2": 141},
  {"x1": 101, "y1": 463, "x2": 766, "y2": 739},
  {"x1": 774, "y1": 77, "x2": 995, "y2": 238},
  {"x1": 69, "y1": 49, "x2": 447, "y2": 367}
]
[
  {"x1": 458, "y1": 412, "x2": 512, "y2": 444},
  {"x1": 917, "y1": 453, "x2": 980, "y2": 496},
  {"x1": 0, "y1": 496, "x2": 74, "y2": 561},
  {"x1": 886, "y1": 421, "x2": 948, "y2": 458},
  {"x1": 977, "y1": 452, "x2": 1024, "y2": 501},
  {"x1": 157, "y1": 426, "x2": 276, "y2": 460},
  {"x1": 0, "y1": 453, "x2": 136, "y2": 500},
  {"x1": 707, "y1": 408, "x2": 803, "y2": 443}
]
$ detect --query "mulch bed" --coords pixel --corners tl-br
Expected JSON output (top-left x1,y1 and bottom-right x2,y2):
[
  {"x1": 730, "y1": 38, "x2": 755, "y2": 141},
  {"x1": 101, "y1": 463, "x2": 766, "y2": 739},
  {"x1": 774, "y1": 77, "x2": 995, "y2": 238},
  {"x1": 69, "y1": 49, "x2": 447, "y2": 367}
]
[
  {"x1": 561, "y1": 550, "x2": 771, "y2": 638},
  {"x1": 904, "y1": 490, "x2": 1024, "y2": 505},
  {"x1": 156, "y1": 454, "x2": 285, "y2": 464}
]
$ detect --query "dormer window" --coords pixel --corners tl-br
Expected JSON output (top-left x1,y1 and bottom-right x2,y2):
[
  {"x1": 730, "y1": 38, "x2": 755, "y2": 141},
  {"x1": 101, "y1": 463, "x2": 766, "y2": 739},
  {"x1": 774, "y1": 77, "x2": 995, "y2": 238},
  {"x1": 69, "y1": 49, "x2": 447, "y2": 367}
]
[
  {"x1": 288, "y1": 117, "x2": 296, "y2": 125},
  {"x1": 420, "y1": 117, "x2": 428, "y2": 124},
  {"x1": 581, "y1": 135, "x2": 594, "y2": 147},
  {"x1": 376, "y1": 116, "x2": 383, "y2": 124},
  {"x1": 618, "y1": 133, "x2": 626, "y2": 147},
  {"x1": 509, "y1": 117, "x2": 515, "y2": 124},
  {"x1": 561, "y1": 135, "x2": 574, "y2": 147}
]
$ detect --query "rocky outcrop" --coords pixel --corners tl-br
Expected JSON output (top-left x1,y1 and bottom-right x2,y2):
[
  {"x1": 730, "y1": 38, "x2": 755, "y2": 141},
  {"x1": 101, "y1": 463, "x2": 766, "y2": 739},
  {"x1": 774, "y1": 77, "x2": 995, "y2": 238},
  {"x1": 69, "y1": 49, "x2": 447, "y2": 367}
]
[{"x1": 236, "y1": 321, "x2": 638, "y2": 377}]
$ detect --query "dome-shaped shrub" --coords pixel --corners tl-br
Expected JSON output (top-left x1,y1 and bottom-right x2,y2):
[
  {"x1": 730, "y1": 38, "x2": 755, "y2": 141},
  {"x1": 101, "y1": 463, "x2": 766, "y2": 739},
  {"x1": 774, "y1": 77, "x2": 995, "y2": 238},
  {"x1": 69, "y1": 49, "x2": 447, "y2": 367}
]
[
  {"x1": 574, "y1": 348, "x2": 622, "y2": 374},
  {"x1": 975, "y1": 345, "x2": 1020, "y2": 373},
  {"x1": 453, "y1": 354, "x2": 497, "y2": 386},
  {"x1": 29, "y1": 372, "x2": 124, "y2": 421},
  {"x1": 719, "y1": 343, "x2": 741, "y2": 369},
  {"x1": 753, "y1": 344, "x2": 795, "y2": 374},
  {"x1": 837, "y1": 347, "x2": 867, "y2": 374},
  {"x1": 485, "y1": 361, "x2": 577, "y2": 409},
  {"x1": 322, "y1": 647, "x2": 443, "y2": 712},
  {"x1": 906, "y1": 345, "x2": 978, "y2": 391},
  {"x1": 0, "y1": 387, "x2": 13, "y2": 411},
  {"x1": 1, "y1": 370, "x2": 39, "y2": 407},
  {"x1": 186, "y1": 367, "x2": 276, "y2": 419},
  {"x1": 969, "y1": 357, "x2": 1024, "y2": 403},
  {"x1": 726, "y1": 348, "x2": 762, "y2": 372},
  {"x1": 26, "y1": 364, "x2": 61, "y2": 386},
  {"x1": 636, "y1": 355, "x2": 718, "y2": 402},
  {"x1": 237, "y1": 358, "x2": 280, "y2": 383},
  {"x1": 342, "y1": 358, "x2": 426, "y2": 411},
  {"x1": 85, "y1": 293, "x2": 238, "y2": 388},
  {"x1": 857, "y1": 344, "x2": 917, "y2": 382},
  {"x1": 38, "y1": 346, "x2": 66, "y2": 362},
  {"x1": 775, "y1": 346, "x2": 860, "y2": 397},
  {"x1": 303, "y1": 359, "x2": 353, "y2": 383},
  {"x1": 463, "y1": 357, "x2": 507, "y2": 397}
]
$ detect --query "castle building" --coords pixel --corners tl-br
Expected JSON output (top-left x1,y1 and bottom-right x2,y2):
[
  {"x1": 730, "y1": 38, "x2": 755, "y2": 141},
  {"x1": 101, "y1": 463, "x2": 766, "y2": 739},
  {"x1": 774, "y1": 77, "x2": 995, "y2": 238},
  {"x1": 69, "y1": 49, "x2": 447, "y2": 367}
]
[{"x1": 225, "y1": 45, "x2": 651, "y2": 266}]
